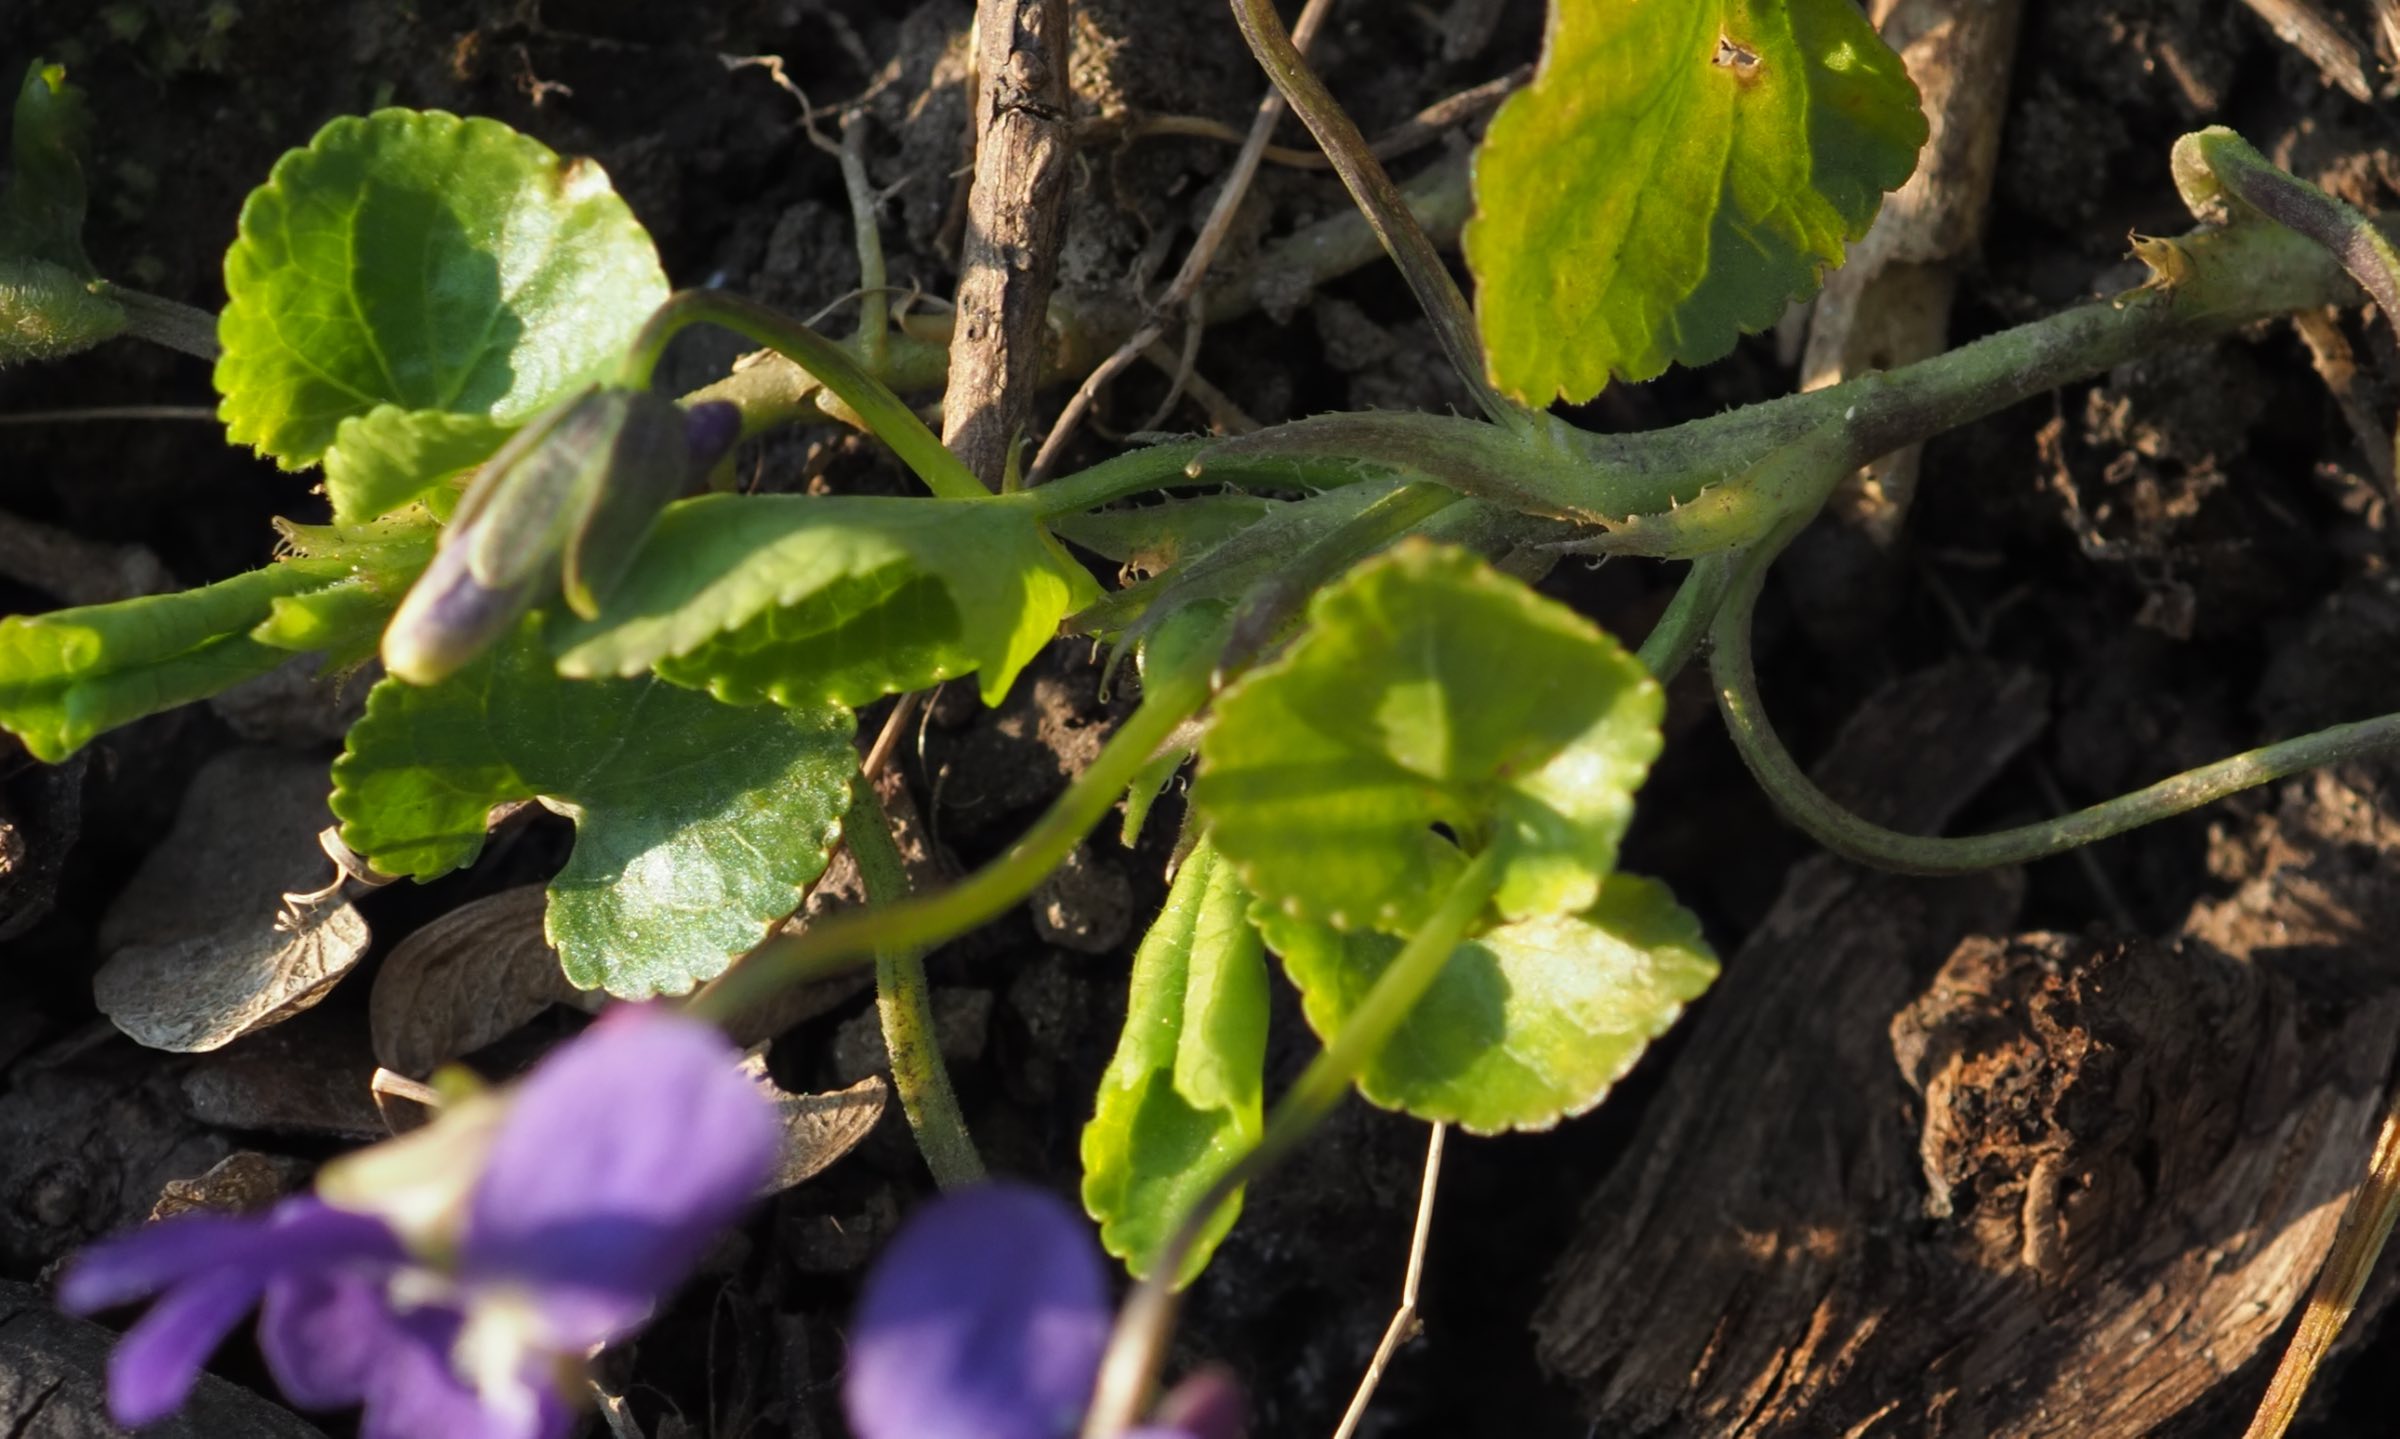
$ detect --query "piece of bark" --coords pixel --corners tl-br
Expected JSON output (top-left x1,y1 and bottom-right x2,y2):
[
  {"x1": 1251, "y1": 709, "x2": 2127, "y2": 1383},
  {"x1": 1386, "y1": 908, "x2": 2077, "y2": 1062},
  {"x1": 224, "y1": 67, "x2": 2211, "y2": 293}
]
[
  {"x1": 0, "y1": 1279, "x2": 327, "y2": 1438},
  {"x1": 1800, "y1": 0, "x2": 2025, "y2": 546},
  {"x1": 1534, "y1": 659, "x2": 2043, "y2": 1432},
  {"x1": 941, "y1": 0, "x2": 1072, "y2": 486},
  {"x1": 2238, "y1": 0, "x2": 2379, "y2": 103},
  {"x1": 1535, "y1": 673, "x2": 2400, "y2": 1433}
]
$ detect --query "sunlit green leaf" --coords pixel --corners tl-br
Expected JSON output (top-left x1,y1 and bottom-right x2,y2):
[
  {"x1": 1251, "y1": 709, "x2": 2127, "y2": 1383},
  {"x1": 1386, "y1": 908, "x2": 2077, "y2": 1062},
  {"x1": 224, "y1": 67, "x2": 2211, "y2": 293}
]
[
  {"x1": 552, "y1": 494, "x2": 1099, "y2": 708},
  {"x1": 1258, "y1": 873, "x2": 1716, "y2": 1132},
  {"x1": 330, "y1": 620, "x2": 854, "y2": 997},
  {"x1": 1466, "y1": 0, "x2": 1926, "y2": 403},
  {"x1": 323, "y1": 406, "x2": 514, "y2": 525},
  {"x1": 1193, "y1": 541, "x2": 1662, "y2": 933},
  {"x1": 217, "y1": 109, "x2": 668, "y2": 468},
  {"x1": 1082, "y1": 840, "x2": 1267, "y2": 1284}
]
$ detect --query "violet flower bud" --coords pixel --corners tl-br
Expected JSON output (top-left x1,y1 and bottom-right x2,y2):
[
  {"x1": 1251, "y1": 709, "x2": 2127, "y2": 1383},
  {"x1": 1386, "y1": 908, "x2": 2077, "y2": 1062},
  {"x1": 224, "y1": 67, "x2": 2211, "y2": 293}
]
[
  {"x1": 380, "y1": 389, "x2": 741, "y2": 687},
  {"x1": 58, "y1": 1007, "x2": 776, "y2": 1438}
]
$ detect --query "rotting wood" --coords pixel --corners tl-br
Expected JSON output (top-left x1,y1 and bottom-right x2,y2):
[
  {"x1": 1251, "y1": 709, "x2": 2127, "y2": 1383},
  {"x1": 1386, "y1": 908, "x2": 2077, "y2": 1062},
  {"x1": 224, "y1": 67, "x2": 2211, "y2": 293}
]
[
  {"x1": 942, "y1": 0, "x2": 1073, "y2": 488},
  {"x1": 1534, "y1": 664, "x2": 2400, "y2": 1436}
]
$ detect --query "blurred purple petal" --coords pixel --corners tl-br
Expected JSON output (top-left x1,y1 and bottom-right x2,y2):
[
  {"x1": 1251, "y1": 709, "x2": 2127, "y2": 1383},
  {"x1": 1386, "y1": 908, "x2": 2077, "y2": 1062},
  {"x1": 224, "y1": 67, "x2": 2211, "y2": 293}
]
[
  {"x1": 57, "y1": 1213, "x2": 255, "y2": 1312},
  {"x1": 463, "y1": 1008, "x2": 775, "y2": 1348},
  {"x1": 259, "y1": 1267, "x2": 399, "y2": 1409},
  {"x1": 107, "y1": 1266, "x2": 264, "y2": 1425},
  {"x1": 1148, "y1": 1367, "x2": 1245, "y2": 1439},
  {"x1": 846, "y1": 1184, "x2": 1112, "y2": 1439},
  {"x1": 357, "y1": 1305, "x2": 568, "y2": 1439}
]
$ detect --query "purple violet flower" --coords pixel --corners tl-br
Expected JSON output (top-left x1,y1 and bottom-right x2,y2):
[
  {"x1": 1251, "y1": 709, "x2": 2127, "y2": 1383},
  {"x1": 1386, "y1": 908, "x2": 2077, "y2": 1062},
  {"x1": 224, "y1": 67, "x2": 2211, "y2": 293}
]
[
  {"x1": 59, "y1": 1007, "x2": 776, "y2": 1438},
  {"x1": 845, "y1": 1183, "x2": 1245, "y2": 1439}
]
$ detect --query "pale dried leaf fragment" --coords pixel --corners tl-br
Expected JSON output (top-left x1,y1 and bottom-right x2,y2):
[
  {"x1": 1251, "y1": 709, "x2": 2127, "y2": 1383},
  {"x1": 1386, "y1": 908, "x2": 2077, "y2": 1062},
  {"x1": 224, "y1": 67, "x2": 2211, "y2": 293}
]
[
  {"x1": 94, "y1": 748, "x2": 371, "y2": 1053},
  {"x1": 369, "y1": 885, "x2": 600, "y2": 1076},
  {"x1": 96, "y1": 905, "x2": 369, "y2": 1053},
  {"x1": 738, "y1": 1051, "x2": 889, "y2": 1193}
]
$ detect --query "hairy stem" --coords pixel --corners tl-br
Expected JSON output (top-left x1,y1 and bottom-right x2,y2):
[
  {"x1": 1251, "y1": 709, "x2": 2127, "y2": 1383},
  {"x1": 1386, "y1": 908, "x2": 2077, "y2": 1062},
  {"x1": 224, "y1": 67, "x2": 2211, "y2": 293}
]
[
  {"x1": 1083, "y1": 848, "x2": 1502, "y2": 1437},
  {"x1": 687, "y1": 666, "x2": 1212, "y2": 1028},
  {"x1": 1632, "y1": 554, "x2": 1731, "y2": 684},
  {"x1": 96, "y1": 283, "x2": 220, "y2": 361},
  {"x1": 846, "y1": 780, "x2": 984, "y2": 1190},
  {"x1": 1709, "y1": 526, "x2": 2400, "y2": 874}
]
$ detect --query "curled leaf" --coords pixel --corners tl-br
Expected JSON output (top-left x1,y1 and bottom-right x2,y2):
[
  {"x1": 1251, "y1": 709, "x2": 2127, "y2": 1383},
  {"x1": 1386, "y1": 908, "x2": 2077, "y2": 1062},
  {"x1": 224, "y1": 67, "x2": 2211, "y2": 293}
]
[{"x1": 1081, "y1": 841, "x2": 1268, "y2": 1283}]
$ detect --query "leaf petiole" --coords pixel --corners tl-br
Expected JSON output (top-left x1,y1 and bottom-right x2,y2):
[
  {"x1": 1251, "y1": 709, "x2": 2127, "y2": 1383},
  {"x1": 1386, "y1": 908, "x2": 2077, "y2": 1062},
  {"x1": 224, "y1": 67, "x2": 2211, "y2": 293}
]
[
  {"x1": 615, "y1": 289, "x2": 989, "y2": 502},
  {"x1": 848, "y1": 778, "x2": 985, "y2": 1191},
  {"x1": 685, "y1": 659, "x2": 1216, "y2": 1028},
  {"x1": 1709, "y1": 524, "x2": 2400, "y2": 874}
]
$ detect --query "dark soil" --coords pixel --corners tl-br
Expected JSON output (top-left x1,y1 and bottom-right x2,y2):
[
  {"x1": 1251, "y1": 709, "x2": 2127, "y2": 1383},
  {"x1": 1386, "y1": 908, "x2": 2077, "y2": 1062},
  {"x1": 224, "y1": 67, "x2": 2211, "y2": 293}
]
[{"x1": 3, "y1": 1, "x2": 2399, "y2": 1436}]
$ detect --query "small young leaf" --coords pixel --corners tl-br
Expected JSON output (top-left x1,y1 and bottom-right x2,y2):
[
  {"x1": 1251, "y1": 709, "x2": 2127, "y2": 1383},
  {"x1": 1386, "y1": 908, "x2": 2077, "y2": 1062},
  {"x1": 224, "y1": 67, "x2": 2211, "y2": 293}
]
[
  {"x1": 552, "y1": 494, "x2": 1100, "y2": 708},
  {"x1": 1258, "y1": 873, "x2": 1717, "y2": 1133},
  {"x1": 330, "y1": 621, "x2": 855, "y2": 997},
  {"x1": 1193, "y1": 542, "x2": 1662, "y2": 933},
  {"x1": 0, "y1": 556, "x2": 382, "y2": 762},
  {"x1": 1466, "y1": 0, "x2": 1926, "y2": 403},
  {"x1": 218, "y1": 109, "x2": 668, "y2": 468},
  {"x1": 1081, "y1": 841, "x2": 1268, "y2": 1283},
  {"x1": 0, "y1": 60, "x2": 97, "y2": 274},
  {"x1": 322, "y1": 406, "x2": 514, "y2": 525}
]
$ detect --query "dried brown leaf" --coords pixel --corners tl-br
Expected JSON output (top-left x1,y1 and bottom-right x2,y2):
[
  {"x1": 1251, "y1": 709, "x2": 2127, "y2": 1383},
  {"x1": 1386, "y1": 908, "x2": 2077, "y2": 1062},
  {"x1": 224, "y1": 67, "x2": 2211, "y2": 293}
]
[
  {"x1": 370, "y1": 885, "x2": 599, "y2": 1076},
  {"x1": 95, "y1": 748, "x2": 371, "y2": 1052}
]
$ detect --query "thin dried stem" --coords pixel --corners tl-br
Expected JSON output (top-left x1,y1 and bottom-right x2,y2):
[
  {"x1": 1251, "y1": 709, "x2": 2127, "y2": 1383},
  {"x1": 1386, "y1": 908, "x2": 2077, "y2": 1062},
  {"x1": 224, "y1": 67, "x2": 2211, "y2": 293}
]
[
  {"x1": 2243, "y1": 1094, "x2": 2400, "y2": 1438},
  {"x1": 1331, "y1": 1122, "x2": 1447, "y2": 1439},
  {"x1": 1028, "y1": 0, "x2": 1340, "y2": 481}
]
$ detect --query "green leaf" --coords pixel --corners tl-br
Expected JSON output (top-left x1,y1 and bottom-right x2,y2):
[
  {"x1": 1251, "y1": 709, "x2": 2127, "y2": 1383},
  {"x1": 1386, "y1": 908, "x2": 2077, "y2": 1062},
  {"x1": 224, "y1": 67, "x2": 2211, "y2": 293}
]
[
  {"x1": 217, "y1": 109, "x2": 669, "y2": 468},
  {"x1": 0, "y1": 556, "x2": 368, "y2": 762},
  {"x1": 1466, "y1": 0, "x2": 1926, "y2": 403},
  {"x1": 1193, "y1": 541, "x2": 1662, "y2": 933},
  {"x1": 323, "y1": 406, "x2": 514, "y2": 525},
  {"x1": 330, "y1": 620, "x2": 855, "y2": 997},
  {"x1": 1, "y1": 60, "x2": 97, "y2": 274},
  {"x1": 1258, "y1": 873, "x2": 1717, "y2": 1132},
  {"x1": 552, "y1": 494, "x2": 1100, "y2": 709},
  {"x1": 1082, "y1": 840, "x2": 1268, "y2": 1283}
]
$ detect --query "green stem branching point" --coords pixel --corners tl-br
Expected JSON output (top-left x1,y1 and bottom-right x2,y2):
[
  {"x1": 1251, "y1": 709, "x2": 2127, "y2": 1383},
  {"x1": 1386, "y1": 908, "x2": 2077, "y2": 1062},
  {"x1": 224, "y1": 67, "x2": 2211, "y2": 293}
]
[
  {"x1": 1082, "y1": 849, "x2": 1502, "y2": 1438},
  {"x1": 846, "y1": 780, "x2": 984, "y2": 1191},
  {"x1": 686, "y1": 665, "x2": 1214, "y2": 1029},
  {"x1": 1708, "y1": 526, "x2": 2400, "y2": 875}
]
